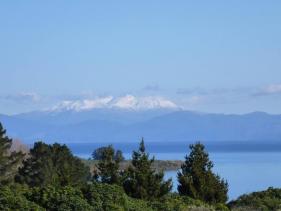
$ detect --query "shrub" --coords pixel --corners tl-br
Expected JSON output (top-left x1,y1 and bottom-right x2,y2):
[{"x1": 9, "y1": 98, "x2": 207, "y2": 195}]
[
  {"x1": 82, "y1": 183, "x2": 128, "y2": 210},
  {"x1": 0, "y1": 184, "x2": 43, "y2": 210},
  {"x1": 228, "y1": 187, "x2": 281, "y2": 211},
  {"x1": 149, "y1": 193, "x2": 228, "y2": 211},
  {"x1": 82, "y1": 182, "x2": 156, "y2": 211},
  {"x1": 26, "y1": 186, "x2": 93, "y2": 211},
  {"x1": 149, "y1": 194, "x2": 189, "y2": 211},
  {"x1": 126, "y1": 197, "x2": 153, "y2": 211}
]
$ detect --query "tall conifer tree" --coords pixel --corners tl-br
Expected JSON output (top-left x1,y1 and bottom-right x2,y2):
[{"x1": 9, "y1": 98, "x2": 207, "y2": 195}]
[
  {"x1": 178, "y1": 142, "x2": 228, "y2": 203},
  {"x1": 0, "y1": 122, "x2": 24, "y2": 184},
  {"x1": 123, "y1": 138, "x2": 172, "y2": 200}
]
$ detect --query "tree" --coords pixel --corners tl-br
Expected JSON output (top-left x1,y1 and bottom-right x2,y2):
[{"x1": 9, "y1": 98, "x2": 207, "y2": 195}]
[
  {"x1": 123, "y1": 138, "x2": 172, "y2": 200},
  {"x1": 177, "y1": 142, "x2": 228, "y2": 204},
  {"x1": 0, "y1": 122, "x2": 24, "y2": 184},
  {"x1": 15, "y1": 141, "x2": 90, "y2": 187},
  {"x1": 93, "y1": 145, "x2": 123, "y2": 184},
  {"x1": 92, "y1": 146, "x2": 124, "y2": 161},
  {"x1": 115, "y1": 149, "x2": 125, "y2": 162}
]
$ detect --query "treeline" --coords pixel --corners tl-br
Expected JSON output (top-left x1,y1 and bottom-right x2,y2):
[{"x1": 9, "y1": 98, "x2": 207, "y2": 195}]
[
  {"x1": 0, "y1": 121, "x2": 279, "y2": 210},
  {"x1": 90, "y1": 147, "x2": 183, "y2": 172}
]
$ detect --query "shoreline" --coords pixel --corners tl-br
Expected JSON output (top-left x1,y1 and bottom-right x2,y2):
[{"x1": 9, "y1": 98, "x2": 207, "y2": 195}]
[{"x1": 82, "y1": 159, "x2": 184, "y2": 172}]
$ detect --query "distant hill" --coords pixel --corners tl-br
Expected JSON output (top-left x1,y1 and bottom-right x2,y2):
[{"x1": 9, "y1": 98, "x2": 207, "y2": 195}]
[{"x1": 1, "y1": 109, "x2": 281, "y2": 143}]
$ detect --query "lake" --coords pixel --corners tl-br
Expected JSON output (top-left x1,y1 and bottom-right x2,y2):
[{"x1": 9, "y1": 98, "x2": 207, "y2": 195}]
[
  {"x1": 65, "y1": 141, "x2": 281, "y2": 201},
  {"x1": 163, "y1": 152, "x2": 281, "y2": 201}
]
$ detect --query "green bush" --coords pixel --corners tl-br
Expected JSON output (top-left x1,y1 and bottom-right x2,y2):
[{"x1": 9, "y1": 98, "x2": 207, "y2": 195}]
[
  {"x1": 82, "y1": 183, "x2": 155, "y2": 210},
  {"x1": 82, "y1": 183, "x2": 128, "y2": 210},
  {"x1": 0, "y1": 183, "x2": 226, "y2": 211},
  {"x1": 26, "y1": 186, "x2": 93, "y2": 211},
  {"x1": 149, "y1": 193, "x2": 227, "y2": 211},
  {"x1": 228, "y1": 187, "x2": 281, "y2": 211},
  {"x1": 81, "y1": 183, "x2": 228, "y2": 211},
  {"x1": 126, "y1": 197, "x2": 153, "y2": 211},
  {"x1": 214, "y1": 203, "x2": 229, "y2": 211},
  {"x1": 0, "y1": 184, "x2": 43, "y2": 210},
  {"x1": 149, "y1": 194, "x2": 189, "y2": 211}
]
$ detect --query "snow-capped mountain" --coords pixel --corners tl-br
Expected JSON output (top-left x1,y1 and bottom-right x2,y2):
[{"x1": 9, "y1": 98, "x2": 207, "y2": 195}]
[
  {"x1": 50, "y1": 95, "x2": 180, "y2": 112},
  {"x1": 1, "y1": 93, "x2": 281, "y2": 144}
]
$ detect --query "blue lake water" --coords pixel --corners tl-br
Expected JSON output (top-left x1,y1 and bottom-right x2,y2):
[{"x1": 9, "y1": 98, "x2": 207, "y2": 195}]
[
  {"x1": 162, "y1": 152, "x2": 281, "y2": 201},
  {"x1": 65, "y1": 142, "x2": 281, "y2": 201}
]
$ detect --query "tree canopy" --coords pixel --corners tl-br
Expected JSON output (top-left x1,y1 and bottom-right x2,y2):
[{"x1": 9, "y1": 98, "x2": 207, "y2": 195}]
[
  {"x1": 15, "y1": 142, "x2": 90, "y2": 187},
  {"x1": 123, "y1": 138, "x2": 172, "y2": 200},
  {"x1": 92, "y1": 146, "x2": 124, "y2": 161},
  {"x1": 93, "y1": 145, "x2": 123, "y2": 185},
  {"x1": 0, "y1": 123, "x2": 24, "y2": 185},
  {"x1": 177, "y1": 142, "x2": 228, "y2": 204}
]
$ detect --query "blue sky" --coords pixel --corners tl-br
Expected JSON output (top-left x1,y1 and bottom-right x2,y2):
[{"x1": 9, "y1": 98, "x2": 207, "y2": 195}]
[{"x1": 0, "y1": 1, "x2": 281, "y2": 114}]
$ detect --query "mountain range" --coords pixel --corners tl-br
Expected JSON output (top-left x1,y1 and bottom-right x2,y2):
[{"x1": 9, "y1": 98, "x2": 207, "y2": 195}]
[{"x1": 1, "y1": 99, "x2": 281, "y2": 144}]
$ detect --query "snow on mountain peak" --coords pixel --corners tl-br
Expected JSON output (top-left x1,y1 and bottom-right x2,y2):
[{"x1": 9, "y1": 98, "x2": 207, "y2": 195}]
[
  {"x1": 112, "y1": 95, "x2": 179, "y2": 110},
  {"x1": 51, "y1": 96, "x2": 114, "y2": 111},
  {"x1": 50, "y1": 95, "x2": 179, "y2": 112}
]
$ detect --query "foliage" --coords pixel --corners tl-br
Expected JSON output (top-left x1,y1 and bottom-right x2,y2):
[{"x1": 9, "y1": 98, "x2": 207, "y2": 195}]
[
  {"x1": 26, "y1": 185, "x2": 93, "y2": 211},
  {"x1": 149, "y1": 194, "x2": 190, "y2": 211},
  {"x1": 0, "y1": 122, "x2": 241, "y2": 210},
  {"x1": 214, "y1": 203, "x2": 230, "y2": 211},
  {"x1": 0, "y1": 184, "x2": 43, "y2": 210},
  {"x1": 126, "y1": 197, "x2": 154, "y2": 211},
  {"x1": 92, "y1": 146, "x2": 124, "y2": 161},
  {"x1": 15, "y1": 142, "x2": 90, "y2": 187},
  {"x1": 92, "y1": 145, "x2": 123, "y2": 184},
  {"x1": 0, "y1": 183, "x2": 227, "y2": 211},
  {"x1": 0, "y1": 123, "x2": 24, "y2": 185},
  {"x1": 123, "y1": 138, "x2": 172, "y2": 200},
  {"x1": 82, "y1": 182, "x2": 131, "y2": 210},
  {"x1": 149, "y1": 194, "x2": 229, "y2": 211},
  {"x1": 178, "y1": 142, "x2": 228, "y2": 204},
  {"x1": 82, "y1": 183, "x2": 228, "y2": 211},
  {"x1": 160, "y1": 194, "x2": 227, "y2": 211},
  {"x1": 228, "y1": 187, "x2": 281, "y2": 211}
]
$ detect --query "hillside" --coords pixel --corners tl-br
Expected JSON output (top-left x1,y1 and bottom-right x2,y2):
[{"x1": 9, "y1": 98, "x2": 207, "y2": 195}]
[{"x1": 1, "y1": 110, "x2": 281, "y2": 143}]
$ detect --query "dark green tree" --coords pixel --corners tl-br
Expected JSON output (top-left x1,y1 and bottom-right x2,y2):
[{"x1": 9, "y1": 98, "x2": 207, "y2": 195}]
[
  {"x1": 93, "y1": 145, "x2": 122, "y2": 184},
  {"x1": 15, "y1": 141, "x2": 90, "y2": 187},
  {"x1": 123, "y1": 138, "x2": 172, "y2": 200},
  {"x1": 92, "y1": 146, "x2": 124, "y2": 161},
  {"x1": 177, "y1": 142, "x2": 228, "y2": 204},
  {"x1": 0, "y1": 122, "x2": 24, "y2": 184},
  {"x1": 115, "y1": 149, "x2": 125, "y2": 162}
]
